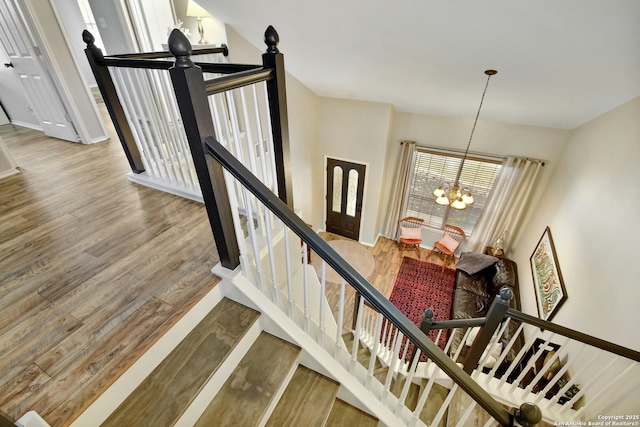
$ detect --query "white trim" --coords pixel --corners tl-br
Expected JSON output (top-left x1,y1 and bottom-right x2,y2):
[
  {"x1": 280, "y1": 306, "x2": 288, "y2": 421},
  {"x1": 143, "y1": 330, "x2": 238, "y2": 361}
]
[
  {"x1": 0, "y1": 168, "x2": 20, "y2": 179},
  {"x1": 70, "y1": 285, "x2": 225, "y2": 427},
  {"x1": 15, "y1": 411, "x2": 51, "y2": 427},
  {"x1": 126, "y1": 171, "x2": 203, "y2": 203},
  {"x1": 322, "y1": 155, "x2": 371, "y2": 245},
  {"x1": 9, "y1": 120, "x2": 43, "y2": 131}
]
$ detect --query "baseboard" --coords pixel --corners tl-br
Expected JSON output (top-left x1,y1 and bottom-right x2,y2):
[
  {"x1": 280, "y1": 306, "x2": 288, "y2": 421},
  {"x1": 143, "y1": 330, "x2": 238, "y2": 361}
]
[
  {"x1": 0, "y1": 168, "x2": 19, "y2": 180},
  {"x1": 126, "y1": 172, "x2": 203, "y2": 203},
  {"x1": 9, "y1": 121, "x2": 42, "y2": 131}
]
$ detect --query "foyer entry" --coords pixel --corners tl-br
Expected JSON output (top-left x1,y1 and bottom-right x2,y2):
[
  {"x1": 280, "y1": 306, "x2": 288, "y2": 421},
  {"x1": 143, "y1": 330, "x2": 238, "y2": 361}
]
[{"x1": 326, "y1": 158, "x2": 366, "y2": 240}]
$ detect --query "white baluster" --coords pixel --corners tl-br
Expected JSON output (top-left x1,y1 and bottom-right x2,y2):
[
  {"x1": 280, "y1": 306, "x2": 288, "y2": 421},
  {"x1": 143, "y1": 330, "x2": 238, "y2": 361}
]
[
  {"x1": 430, "y1": 384, "x2": 458, "y2": 427},
  {"x1": 366, "y1": 314, "x2": 384, "y2": 388},
  {"x1": 350, "y1": 296, "x2": 365, "y2": 373},
  {"x1": 302, "y1": 244, "x2": 310, "y2": 333},
  {"x1": 283, "y1": 226, "x2": 295, "y2": 316},
  {"x1": 396, "y1": 347, "x2": 421, "y2": 414},
  {"x1": 334, "y1": 278, "x2": 347, "y2": 358},
  {"x1": 319, "y1": 261, "x2": 326, "y2": 346},
  {"x1": 509, "y1": 333, "x2": 557, "y2": 393}
]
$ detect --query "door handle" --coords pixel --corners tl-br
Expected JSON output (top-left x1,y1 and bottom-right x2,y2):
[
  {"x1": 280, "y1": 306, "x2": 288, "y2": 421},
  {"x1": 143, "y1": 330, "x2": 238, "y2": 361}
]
[{"x1": 4, "y1": 63, "x2": 13, "y2": 68}]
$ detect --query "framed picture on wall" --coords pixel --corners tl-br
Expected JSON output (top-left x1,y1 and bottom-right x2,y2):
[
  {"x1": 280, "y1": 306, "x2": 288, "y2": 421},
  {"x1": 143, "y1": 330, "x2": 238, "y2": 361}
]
[{"x1": 530, "y1": 227, "x2": 567, "y2": 321}]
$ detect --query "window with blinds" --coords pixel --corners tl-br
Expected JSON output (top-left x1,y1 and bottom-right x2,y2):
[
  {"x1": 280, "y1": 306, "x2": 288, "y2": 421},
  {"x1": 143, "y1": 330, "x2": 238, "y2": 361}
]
[{"x1": 405, "y1": 149, "x2": 502, "y2": 235}]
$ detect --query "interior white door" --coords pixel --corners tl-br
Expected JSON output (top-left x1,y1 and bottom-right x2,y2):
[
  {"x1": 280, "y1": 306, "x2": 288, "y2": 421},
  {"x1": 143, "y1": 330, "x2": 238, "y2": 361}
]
[{"x1": 0, "y1": 0, "x2": 78, "y2": 142}]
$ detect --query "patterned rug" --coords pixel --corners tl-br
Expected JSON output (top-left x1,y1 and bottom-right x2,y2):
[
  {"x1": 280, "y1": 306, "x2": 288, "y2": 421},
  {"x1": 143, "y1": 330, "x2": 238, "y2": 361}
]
[{"x1": 388, "y1": 257, "x2": 456, "y2": 359}]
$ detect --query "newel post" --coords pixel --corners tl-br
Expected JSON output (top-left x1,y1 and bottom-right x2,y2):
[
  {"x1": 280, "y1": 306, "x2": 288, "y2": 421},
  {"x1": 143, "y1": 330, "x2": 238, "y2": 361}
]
[
  {"x1": 262, "y1": 26, "x2": 294, "y2": 208},
  {"x1": 168, "y1": 29, "x2": 240, "y2": 270},
  {"x1": 462, "y1": 287, "x2": 513, "y2": 374},
  {"x1": 82, "y1": 30, "x2": 144, "y2": 173}
]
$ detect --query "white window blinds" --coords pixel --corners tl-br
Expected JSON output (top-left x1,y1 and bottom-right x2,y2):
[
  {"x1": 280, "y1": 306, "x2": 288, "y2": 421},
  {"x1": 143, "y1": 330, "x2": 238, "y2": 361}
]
[{"x1": 406, "y1": 149, "x2": 502, "y2": 235}]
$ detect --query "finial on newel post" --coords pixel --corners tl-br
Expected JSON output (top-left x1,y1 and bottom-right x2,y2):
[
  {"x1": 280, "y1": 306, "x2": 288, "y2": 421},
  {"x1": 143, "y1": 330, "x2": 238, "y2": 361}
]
[
  {"x1": 169, "y1": 28, "x2": 194, "y2": 68},
  {"x1": 264, "y1": 25, "x2": 279, "y2": 54},
  {"x1": 82, "y1": 30, "x2": 95, "y2": 48}
]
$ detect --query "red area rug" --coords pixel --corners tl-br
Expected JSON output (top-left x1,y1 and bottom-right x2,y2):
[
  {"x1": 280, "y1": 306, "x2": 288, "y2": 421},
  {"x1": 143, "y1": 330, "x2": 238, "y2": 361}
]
[{"x1": 388, "y1": 257, "x2": 456, "y2": 359}]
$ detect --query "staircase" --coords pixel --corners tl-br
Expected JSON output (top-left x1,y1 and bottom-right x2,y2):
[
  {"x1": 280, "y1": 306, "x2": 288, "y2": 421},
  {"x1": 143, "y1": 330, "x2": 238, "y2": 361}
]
[{"x1": 71, "y1": 294, "x2": 379, "y2": 426}]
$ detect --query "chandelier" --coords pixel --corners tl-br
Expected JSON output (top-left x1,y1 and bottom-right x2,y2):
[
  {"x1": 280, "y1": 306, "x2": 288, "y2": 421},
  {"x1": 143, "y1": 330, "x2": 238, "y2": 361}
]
[{"x1": 433, "y1": 69, "x2": 497, "y2": 209}]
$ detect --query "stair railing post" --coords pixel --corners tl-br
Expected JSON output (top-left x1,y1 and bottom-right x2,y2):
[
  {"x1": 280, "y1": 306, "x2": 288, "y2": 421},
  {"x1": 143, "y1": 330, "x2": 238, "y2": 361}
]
[
  {"x1": 410, "y1": 308, "x2": 434, "y2": 364},
  {"x1": 462, "y1": 287, "x2": 513, "y2": 374},
  {"x1": 168, "y1": 29, "x2": 240, "y2": 270},
  {"x1": 82, "y1": 30, "x2": 144, "y2": 173},
  {"x1": 262, "y1": 26, "x2": 294, "y2": 208}
]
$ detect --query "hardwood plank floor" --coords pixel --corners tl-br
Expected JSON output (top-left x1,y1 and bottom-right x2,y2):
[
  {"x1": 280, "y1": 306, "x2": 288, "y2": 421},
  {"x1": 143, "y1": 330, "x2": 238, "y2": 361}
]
[
  {"x1": 0, "y1": 106, "x2": 220, "y2": 426},
  {"x1": 0, "y1": 103, "x2": 454, "y2": 425},
  {"x1": 319, "y1": 231, "x2": 455, "y2": 332}
]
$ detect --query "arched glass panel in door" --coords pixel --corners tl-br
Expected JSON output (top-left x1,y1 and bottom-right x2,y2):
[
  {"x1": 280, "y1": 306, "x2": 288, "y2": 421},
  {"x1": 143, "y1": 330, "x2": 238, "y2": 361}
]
[
  {"x1": 346, "y1": 169, "x2": 359, "y2": 217},
  {"x1": 332, "y1": 166, "x2": 343, "y2": 213}
]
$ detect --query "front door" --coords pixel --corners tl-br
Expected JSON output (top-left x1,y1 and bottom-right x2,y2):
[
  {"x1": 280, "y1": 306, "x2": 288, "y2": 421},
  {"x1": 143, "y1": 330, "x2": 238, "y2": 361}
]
[
  {"x1": 0, "y1": 0, "x2": 78, "y2": 142},
  {"x1": 326, "y1": 158, "x2": 366, "y2": 240}
]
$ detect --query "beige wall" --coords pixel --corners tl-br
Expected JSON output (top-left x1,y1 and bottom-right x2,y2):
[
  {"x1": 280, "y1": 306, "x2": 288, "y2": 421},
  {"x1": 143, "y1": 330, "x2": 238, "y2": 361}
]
[
  {"x1": 380, "y1": 112, "x2": 571, "y2": 246},
  {"x1": 512, "y1": 96, "x2": 640, "y2": 351},
  {"x1": 317, "y1": 98, "x2": 393, "y2": 245}
]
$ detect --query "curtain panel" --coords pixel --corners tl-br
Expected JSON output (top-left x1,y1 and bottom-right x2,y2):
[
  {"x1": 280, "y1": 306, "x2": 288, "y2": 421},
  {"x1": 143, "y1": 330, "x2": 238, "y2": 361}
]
[
  {"x1": 383, "y1": 141, "x2": 416, "y2": 239},
  {"x1": 466, "y1": 156, "x2": 543, "y2": 253}
]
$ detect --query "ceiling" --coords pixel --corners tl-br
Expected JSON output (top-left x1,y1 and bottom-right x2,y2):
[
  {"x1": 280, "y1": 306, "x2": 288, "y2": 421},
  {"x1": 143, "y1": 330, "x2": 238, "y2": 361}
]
[{"x1": 201, "y1": 0, "x2": 640, "y2": 130}]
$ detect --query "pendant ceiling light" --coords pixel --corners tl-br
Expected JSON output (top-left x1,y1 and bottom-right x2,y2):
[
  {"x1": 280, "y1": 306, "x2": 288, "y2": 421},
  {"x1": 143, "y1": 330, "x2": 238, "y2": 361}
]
[{"x1": 433, "y1": 69, "x2": 497, "y2": 210}]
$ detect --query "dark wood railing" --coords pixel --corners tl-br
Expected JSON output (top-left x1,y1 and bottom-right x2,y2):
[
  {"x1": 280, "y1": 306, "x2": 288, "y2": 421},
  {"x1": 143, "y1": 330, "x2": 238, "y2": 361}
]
[{"x1": 85, "y1": 25, "x2": 544, "y2": 426}]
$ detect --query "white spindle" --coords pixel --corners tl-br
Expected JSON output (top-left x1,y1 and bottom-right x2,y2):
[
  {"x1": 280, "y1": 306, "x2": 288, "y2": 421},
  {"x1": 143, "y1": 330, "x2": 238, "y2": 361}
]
[
  {"x1": 319, "y1": 261, "x2": 326, "y2": 346},
  {"x1": 488, "y1": 321, "x2": 524, "y2": 379},
  {"x1": 302, "y1": 243, "x2": 310, "y2": 333},
  {"x1": 572, "y1": 359, "x2": 635, "y2": 419},
  {"x1": 534, "y1": 343, "x2": 588, "y2": 405},
  {"x1": 130, "y1": 70, "x2": 172, "y2": 180},
  {"x1": 413, "y1": 362, "x2": 441, "y2": 422},
  {"x1": 523, "y1": 336, "x2": 571, "y2": 394},
  {"x1": 509, "y1": 333, "x2": 557, "y2": 393},
  {"x1": 334, "y1": 278, "x2": 347, "y2": 357},
  {"x1": 499, "y1": 327, "x2": 541, "y2": 388},
  {"x1": 261, "y1": 84, "x2": 278, "y2": 193},
  {"x1": 140, "y1": 69, "x2": 182, "y2": 186},
  {"x1": 366, "y1": 314, "x2": 384, "y2": 387},
  {"x1": 157, "y1": 69, "x2": 198, "y2": 190},
  {"x1": 222, "y1": 170, "x2": 251, "y2": 277},
  {"x1": 383, "y1": 330, "x2": 405, "y2": 400},
  {"x1": 558, "y1": 356, "x2": 618, "y2": 414},
  {"x1": 350, "y1": 296, "x2": 365, "y2": 373},
  {"x1": 396, "y1": 347, "x2": 421, "y2": 414},
  {"x1": 431, "y1": 384, "x2": 458, "y2": 427},
  {"x1": 455, "y1": 398, "x2": 478, "y2": 427},
  {"x1": 251, "y1": 85, "x2": 272, "y2": 191},
  {"x1": 283, "y1": 226, "x2": 295, "y2": 316},
  {"x1": 111, "y1": 68, "x2": 153, "y2": 173}
]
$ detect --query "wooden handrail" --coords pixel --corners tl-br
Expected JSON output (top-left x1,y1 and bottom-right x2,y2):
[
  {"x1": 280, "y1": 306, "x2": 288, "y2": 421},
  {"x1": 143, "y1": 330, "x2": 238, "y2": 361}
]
[
  {"x1": 205, "y1": 135, "x2": 514, "y2": 426},
  {"x1": 506, "y1": 308, "x2": 640, "y2": 362}
]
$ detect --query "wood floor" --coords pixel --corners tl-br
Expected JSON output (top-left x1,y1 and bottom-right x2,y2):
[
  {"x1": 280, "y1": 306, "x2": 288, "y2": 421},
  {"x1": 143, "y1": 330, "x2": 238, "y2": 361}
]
[
  {"x1": 319, "y1": 231, "x2": 455, "y2": 333},
  {"x1": 0, "y1": 110, "x2": 220, "y2": 425},
  {"x1": 0, "y1": 105, "x2": 453, "y2": 425}
]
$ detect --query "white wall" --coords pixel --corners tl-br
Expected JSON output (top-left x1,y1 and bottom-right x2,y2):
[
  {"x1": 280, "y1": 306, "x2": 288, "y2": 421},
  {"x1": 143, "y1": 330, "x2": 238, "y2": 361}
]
[
  {"x1": 512, "y1": 96, "x2": 640, "y2": 351},
  {"x1": 317, "y1": 98, "x2": 393, "y2": 245}
]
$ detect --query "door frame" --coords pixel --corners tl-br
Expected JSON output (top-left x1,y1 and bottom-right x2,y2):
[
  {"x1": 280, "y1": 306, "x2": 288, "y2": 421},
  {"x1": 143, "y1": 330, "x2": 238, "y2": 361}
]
[{"x1": 323, "y1": 155, "x2": 369, "y2": 243}]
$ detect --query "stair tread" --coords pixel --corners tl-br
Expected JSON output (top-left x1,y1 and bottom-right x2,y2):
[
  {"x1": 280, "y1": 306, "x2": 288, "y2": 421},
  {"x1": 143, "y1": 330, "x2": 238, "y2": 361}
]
[
  {"x1": 102, "y1": 298, "x2": 260, "y2": 427},
  {"x1": 325, "y1": 398, "x2": 378, "y2": 426},
  {"x1": 195, "y1": 332, "x2": 301, "y2": 426},
  {"x1": 265, "y1": 365, "x2": 339, "y2": 427}
]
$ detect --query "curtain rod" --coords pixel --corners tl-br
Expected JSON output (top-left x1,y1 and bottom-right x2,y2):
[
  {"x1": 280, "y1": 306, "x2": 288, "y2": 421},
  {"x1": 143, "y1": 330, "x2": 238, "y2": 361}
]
[{"x1": 400, "y1": 140, "x2": 545, "y2": 166}]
